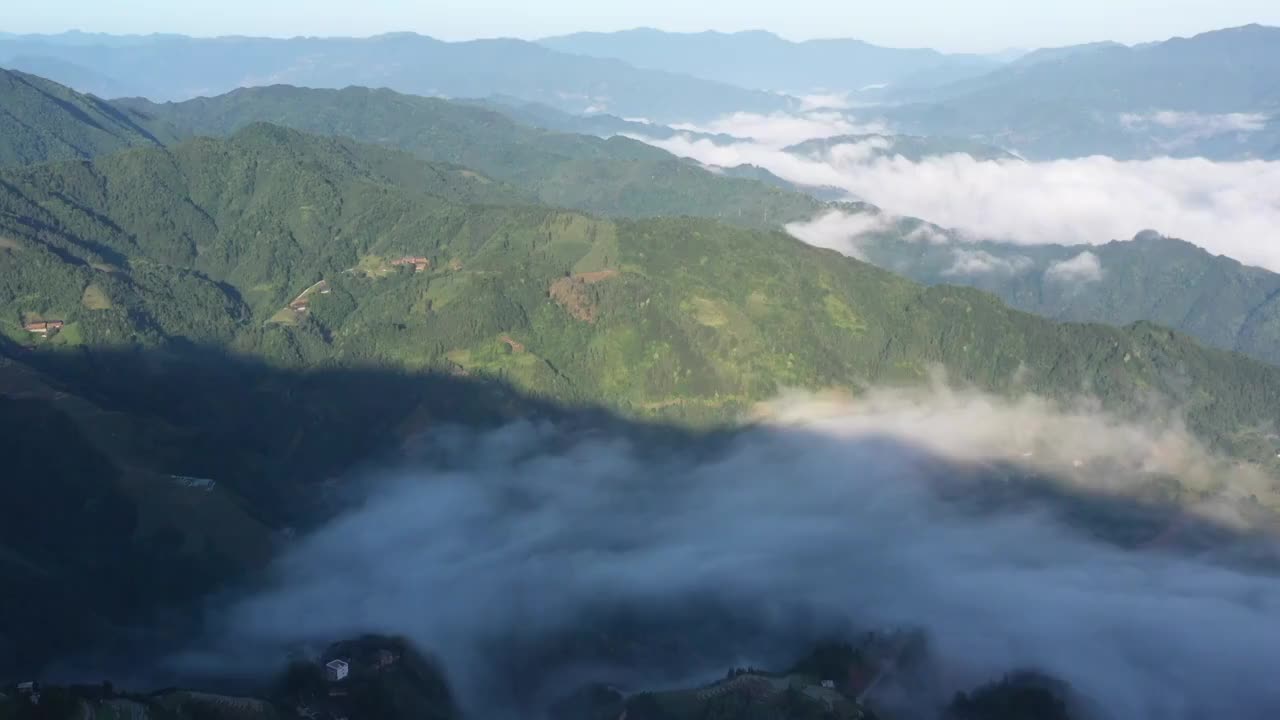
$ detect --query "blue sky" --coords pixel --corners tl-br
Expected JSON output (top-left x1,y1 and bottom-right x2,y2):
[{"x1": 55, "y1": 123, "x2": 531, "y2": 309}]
[{"x1": 6, "y1": 0, "x2": 1279, "y2": 52}]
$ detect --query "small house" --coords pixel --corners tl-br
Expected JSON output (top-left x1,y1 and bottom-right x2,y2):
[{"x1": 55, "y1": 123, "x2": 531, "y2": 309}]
[
  {"x1": 17, "y1": 681, "x2": 36, "y2": 694},
  {"x1": 325, "y1": 659, "x2": 349, "y2": 682},
  {"x1": 23, "y1": 321, "x2": 64, "y2": 335},
  {"x1": 820, "y1": 680, "x2": 836, "y2": 689},
  {"x1": 392, "y1": 256, "x2": 430, "y2": 272}
]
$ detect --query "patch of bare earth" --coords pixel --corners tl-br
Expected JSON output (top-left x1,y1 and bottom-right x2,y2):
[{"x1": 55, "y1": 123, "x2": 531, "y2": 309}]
[
  {"x1": 549, "y1": 269, "x2": 619, "y2": 323},
  {"x1": 499, "y1": 334, "x2": 526, "y2": 353}
]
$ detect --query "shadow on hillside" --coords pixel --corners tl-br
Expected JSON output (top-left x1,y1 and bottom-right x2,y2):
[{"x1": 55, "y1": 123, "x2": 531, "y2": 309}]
[
  {"x1": 0, "y1": 339, "x2": 731, "y2": 681},
  {"x1": 2, "y1": 338, "x2": 1278, "y2": 708}
]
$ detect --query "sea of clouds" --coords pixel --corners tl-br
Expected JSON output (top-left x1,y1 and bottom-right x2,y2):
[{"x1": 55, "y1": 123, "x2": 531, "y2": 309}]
[
  {"x1": 178, "y1": 386, "x2": 1280, "y2": 720},
  {"x1": 635, "y1": 112, "x2": 1280, "y2": 272}
]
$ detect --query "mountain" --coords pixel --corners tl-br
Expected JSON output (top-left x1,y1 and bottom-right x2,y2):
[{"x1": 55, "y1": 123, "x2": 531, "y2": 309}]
[
  {"x1": 538, "y1": 28, "x2": 1003, "y2": 94},
  {"x1": 459, "y1": 95, "x2": 693, "y2": 138},
  {"x1": 113, "y1": 84, "x2": 826, "y2": 229},
  {"x1": 785, "y1": 133, "x2": 1019, "y2": 162},
  {"x1": 927, "y1": 25, "x2": 1280, "y2": 112},
  {"x1": 881, "y1": 25, "x2": 1280, "y2": 160},
  {"x1": 856, "y1": 228, "x2": 1280, "y2": 366},
  {"x1": 6, "y1": 123, "x2": 1280, "y2": 684},
  {"x1": 6, "y1": 126, "x2": 1280, "y2": 454},
  {"x1": 0, "y1": 635, "x2": 458, "y2": 719},
  {"x1": 0, "y1": 634, "x2": 1095, "y2": 720},
  {"x1": 0, "y1": 32, "x2": 792, "y2": 123},
  {"x1": 0, "y1": 67, "x2": 160, "y2": 167}
]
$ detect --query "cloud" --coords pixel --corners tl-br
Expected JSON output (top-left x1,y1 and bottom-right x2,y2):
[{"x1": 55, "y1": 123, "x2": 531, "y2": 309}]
[
  {"x1": 639, "y1": 123, "x2": 1280, "y2": 272},
  {"x1": 1047, "y1": 251, "x2": 1104, "y2": 284},
  {"x1": 669, "y1": 111, "x2": 889, "y2": 147},
  {"x1": 783, "y1": 210, "x2": 898, "y2": 259},
  {"x1": 1120, "y1": 111, "x2": 1269, "y2": 135},
  {"x1": 796, "y1": 92, "x2": 854, "y2": 111},
  {"x1": 178, "y1": 386, "x2": 1280, "y2": 719},
  {"x1": 823, "y1": 135, "x2": 895, "y2": 161},
  {"x1": 904, "y1": 224, "x2": 950, "y2": 244},
  {"x1": 944, "y1": 248, "x2": 1034, "y2": 276}
]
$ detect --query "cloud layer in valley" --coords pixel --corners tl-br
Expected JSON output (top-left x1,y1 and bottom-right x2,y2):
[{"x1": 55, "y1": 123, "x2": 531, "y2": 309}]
[
  {"x1": 1120, "y1": 111, "x2": 1269, "y2": 136},
  {"x1": 178, "y1": 386, "x2": 1280, "y2": 720},
  {"x1": 637, "y1": 116, "x2": 1280, "y2": 272},
  {"x1": 670, "y1": 111, "x2": 889, "y2": 147}
]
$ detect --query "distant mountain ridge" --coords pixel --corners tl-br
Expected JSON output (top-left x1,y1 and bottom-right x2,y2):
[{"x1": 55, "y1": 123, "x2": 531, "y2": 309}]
[
  {"x1": 0, "y1": 31, "x2": 793, "y2": 122},
  {"x1": 539, "y1": 27, "x2": 1004, "y2": 93},
  {"x1": 881, "y1": 24, "x2": 1280, "y2": 159}
]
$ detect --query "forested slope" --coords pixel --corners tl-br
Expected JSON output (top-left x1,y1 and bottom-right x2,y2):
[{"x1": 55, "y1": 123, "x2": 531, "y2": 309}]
[
  {"x1": 115, "y1": 85, "x2": 826, "y2": 230},
  {"x1": 0, "y1": 67, "x2": 160, "y2": 167}
]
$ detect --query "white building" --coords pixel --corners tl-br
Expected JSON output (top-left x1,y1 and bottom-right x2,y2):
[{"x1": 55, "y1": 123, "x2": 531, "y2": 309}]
[
  {"x1": 325, "y1": 659, "x2": 350, "y2": 682},
  {"x1": 820, "y1": 680, "x2": 836, "y2": 689}
]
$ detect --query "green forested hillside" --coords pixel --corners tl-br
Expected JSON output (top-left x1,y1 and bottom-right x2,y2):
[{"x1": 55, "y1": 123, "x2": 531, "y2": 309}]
[
  {"x1": 4, "y1": 126, "x2": 1280, "y2": 453},
  {"x1": 0, "y1": 67, "x2": 159, "y2": 167},
  {"x1": 113, "y1": 85, "x2": 825, "y2": 229},
  {"x1": 858, "y1": 230, "x2": 1280, "y2": 367}
]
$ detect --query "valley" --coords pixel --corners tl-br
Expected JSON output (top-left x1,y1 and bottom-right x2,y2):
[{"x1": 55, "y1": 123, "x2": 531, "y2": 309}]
[{"x1": 2, "y1": 11, "x2": 1280, "y2": 720}]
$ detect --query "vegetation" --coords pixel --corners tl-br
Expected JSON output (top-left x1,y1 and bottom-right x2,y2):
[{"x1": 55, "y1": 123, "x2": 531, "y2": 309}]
[
  {"x1": 0, "y1": 636, "x2": 453, "y2": 719},
  {"x1": 945, "y1": 672, "x2": 1074, "y2": 720},
  {"x1": 859, "y1": 229, "x2": 1280, "y2": 367},
  {"x1": 5, "y1": 126, "x2": 1280, "y2": 450},
  {"x1": 0, "y1": 68, "x2": 160, "y2": 168},
  {"x1": 114, "y1": 84, "x2": 826, "y2": 230}
]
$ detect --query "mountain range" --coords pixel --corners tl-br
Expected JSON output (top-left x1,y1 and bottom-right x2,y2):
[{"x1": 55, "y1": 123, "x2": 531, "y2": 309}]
[
  {"x1": 877, "y1": 24, "x2": 1280, "y2": 159},
  {"x1": 3, "y1": 39, "x2": 1280, "y2": 713},
  {"x1": 0, "y1": 31, "x2": 790, "y2": 122},
  {"x1": 6, "y1": 118, "x2": 1280, "y2": 675},
  {"x1": 9, "y1": 69, "x2": 1280, "y2": 378},
  {"x1": 538, "y1": 27, "x2": 1004, "y2": 94}
]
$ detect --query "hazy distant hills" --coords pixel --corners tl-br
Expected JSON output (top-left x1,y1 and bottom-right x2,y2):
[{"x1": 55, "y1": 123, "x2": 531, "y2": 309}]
[
  {"x1": 918, "y1": 24, "x2": 1280, "y2": 111},
  {"x1": 0, "y1": 31, "x2": 791, "y2": 122},
  {"x1": 880, "y1": 24, "x2": 1280, "y2": 159},
  {"x1": 539, "y1": 27, "x2": 1003, "y2": 94},
  {"x1": 784, "y1": 133, "x2": 1019, "y2": 162}
]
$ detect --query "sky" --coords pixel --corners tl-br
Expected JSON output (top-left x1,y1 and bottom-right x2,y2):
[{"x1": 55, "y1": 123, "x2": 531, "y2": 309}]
[{"x1": 5, "y1": 0, "x2": 1279, "y2": 52}]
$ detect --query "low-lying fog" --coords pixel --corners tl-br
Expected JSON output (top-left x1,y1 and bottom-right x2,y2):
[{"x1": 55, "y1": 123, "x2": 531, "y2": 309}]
[
  {"x1": 179, "y1": 386, "x2": 1280, "y2": 719},
  {"x1": 637, "y1": 111, "x2": 1280, "y2": 273}
]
